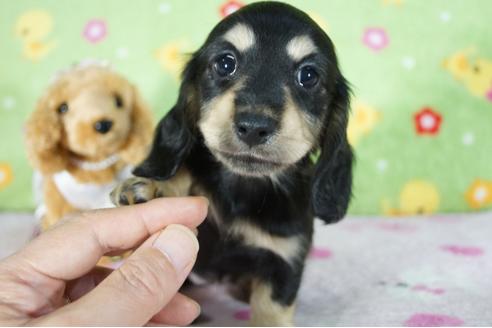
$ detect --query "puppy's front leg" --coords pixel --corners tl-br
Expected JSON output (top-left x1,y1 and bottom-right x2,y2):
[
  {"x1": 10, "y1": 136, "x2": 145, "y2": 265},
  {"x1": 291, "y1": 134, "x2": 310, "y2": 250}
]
[
  {"x1": 250, "y1": 279, "x2": 297, "y2": 326},
  {"x1": 110, "y1": 177, "x2": 162, "y2": 206},
  {"x1": 110, "y1": 168, "x2": 192, "y2": 206}
]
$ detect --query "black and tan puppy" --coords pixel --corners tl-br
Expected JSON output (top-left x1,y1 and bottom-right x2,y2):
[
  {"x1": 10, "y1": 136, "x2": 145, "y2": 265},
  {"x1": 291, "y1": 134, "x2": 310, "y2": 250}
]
[{"x1": 111, "y1": 1, "x2": 353, "y2": 325}]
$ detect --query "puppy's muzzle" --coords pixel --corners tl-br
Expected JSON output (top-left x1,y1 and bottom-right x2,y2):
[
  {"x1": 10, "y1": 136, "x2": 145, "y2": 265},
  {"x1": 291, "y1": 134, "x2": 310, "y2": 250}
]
[{"x1": 234, "y1": 112, "x2": 277, "y2": 147}]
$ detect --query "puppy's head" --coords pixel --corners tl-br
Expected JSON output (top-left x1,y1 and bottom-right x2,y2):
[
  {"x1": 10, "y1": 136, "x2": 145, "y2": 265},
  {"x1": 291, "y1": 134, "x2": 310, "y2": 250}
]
[
  {"x1": 136, "y1": 2, "x2": 353, "y2": 222},
  {"x1": 196, "y1": 3, "x2": 348, "y2": 177}
]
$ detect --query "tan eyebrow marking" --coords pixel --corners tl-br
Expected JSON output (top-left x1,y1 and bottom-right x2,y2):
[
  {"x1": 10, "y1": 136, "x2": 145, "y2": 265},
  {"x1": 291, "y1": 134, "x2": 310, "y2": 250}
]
[
  {"x1": 286, "y1": 35, "x2": 318, "y2": 61},
  {"x1": 223, "y1": 23, "x2": 256, "y2": 52}
]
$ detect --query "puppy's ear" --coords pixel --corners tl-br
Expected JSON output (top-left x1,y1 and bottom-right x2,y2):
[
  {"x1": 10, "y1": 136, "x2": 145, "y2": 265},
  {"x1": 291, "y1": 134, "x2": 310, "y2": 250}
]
[
  {"x1": 132, "y1": 58, "x2": 199, "y2": 180},
  {"x1": 311, "y1": 75, "x2": 354, "y2": 224},
  {"x1": 119, "y1": 85, "x2": 155, "y2": 165}
]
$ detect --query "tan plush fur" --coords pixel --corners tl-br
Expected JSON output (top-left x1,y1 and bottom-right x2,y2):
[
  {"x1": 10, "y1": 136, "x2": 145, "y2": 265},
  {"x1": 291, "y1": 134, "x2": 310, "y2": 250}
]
[{"x1": 25, "y1": 63, "x2": 154, "y2": 229}]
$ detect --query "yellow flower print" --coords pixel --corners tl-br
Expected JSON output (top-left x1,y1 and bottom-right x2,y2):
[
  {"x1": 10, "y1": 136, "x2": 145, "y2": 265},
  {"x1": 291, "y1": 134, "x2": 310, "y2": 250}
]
[
  {"x1": 154, "y1": 41, "x2": 192, "y2": 79},
  {"x1": 347, "y1": 100, "x2": 381, "y2": 146},
  {"x1": 0, "y1": 163, "x2": 13, "y2": 190},
  {"x1": 382, "y1": 180, "x2": 440, "y2": 216},
  {"x1": 465, "y1": 179, "x2": 492, "y2": 209}
]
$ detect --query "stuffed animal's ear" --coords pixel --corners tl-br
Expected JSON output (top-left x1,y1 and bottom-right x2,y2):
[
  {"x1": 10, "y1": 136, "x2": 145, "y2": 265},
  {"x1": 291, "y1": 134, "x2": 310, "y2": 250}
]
[
  {"x1": 132, "y1": 58, "x2": 199, "y2": 180},
  {"x1": 118, "y1": 86, "x2": 155, "y2": 165},
  {"x1": 311, "y1": 75, "x2": 354, "y2": 224},
  {"x1": 24, "y1": 93, "x2": 69, "y2": 174}
]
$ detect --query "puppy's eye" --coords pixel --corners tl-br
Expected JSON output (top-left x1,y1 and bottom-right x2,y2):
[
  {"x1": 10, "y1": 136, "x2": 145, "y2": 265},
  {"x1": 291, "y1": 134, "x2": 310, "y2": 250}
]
[
  {"x1": 57, "y1": 102, "x2": 69, "y2": 114},
  {"x1": 114, "y1": 93, "x2": 124, "y2": 108},
  {"x1": 297, "y1": 66, "x2": 319, "y2": 88},
  {"x1": 214, "y1": 54, "x2": 237, "y2": 77}
]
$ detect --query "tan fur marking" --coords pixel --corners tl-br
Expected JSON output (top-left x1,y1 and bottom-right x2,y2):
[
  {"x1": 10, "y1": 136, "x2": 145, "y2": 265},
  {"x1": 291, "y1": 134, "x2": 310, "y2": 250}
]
[
  {"x1": 250, "y1": 280, "x2": 295, "y2": 326},
  {"x1": 286, "y1": 35, "x2": 318, "y2": 61},
  {"x1": 198, "y1": 88, "x2": 237, "y2": 151},
  {"x1": 155, "y1": 167, "x2": 192, "y2": 197},
  {"x1": 229, "y1": 221, "x2": 301, "y2": 265},
  {"x1": 275, "y1": 89, "x2": 317, "y2": 164},
  {"x1": 223, "y1": 23, "x2": 256, "y2": 52}
]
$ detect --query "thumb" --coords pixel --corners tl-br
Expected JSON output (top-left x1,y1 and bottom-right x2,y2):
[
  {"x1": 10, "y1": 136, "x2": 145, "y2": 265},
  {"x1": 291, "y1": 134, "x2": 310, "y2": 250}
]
[{"x1": 39, "y1": 224, "x2": 199, "y2": 326}]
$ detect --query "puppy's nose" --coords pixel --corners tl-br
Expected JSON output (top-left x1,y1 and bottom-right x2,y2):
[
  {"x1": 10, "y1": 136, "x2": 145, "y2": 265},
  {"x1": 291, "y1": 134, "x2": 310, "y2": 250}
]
[
  {"x1": 234, "y1": 113, "x2": 276, "y2": 147},
  {"x1": 94, "y1": 119, "x2": 113, "y2": 134}
]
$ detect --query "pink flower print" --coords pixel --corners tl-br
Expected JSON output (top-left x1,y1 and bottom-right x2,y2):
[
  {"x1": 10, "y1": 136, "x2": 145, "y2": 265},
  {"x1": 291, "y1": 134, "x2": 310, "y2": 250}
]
[
  {"x1": 486, "y1": 87, "x2": 492, "y2": 102},
  {"x1": 83, "y1": 19, "x2": 107, "y2": 43},
  {"x1": 404, "y1": 313, "x2": 464, "y2": 327},
  {"x1": 233, "y1": 309, "x2": 250, "y2": 321},
  {"x1": 220, "y1": 1, "x2": 244, "y2": 18},
  {"x1": 362, "y1": 27, "x2": 389, "y2": 51},
  {"x1": 376, "y1": 222, "x2": 417, "y2": 233},
  {"x1": 309, "y1": 246, "x2": 332, "y2": 259},
  {"x1": 412, "y1": 284, "x2": 445, "y2": 295},
  {"x1": 441, "y1": 245, "x2": 484, "y2": 256}
]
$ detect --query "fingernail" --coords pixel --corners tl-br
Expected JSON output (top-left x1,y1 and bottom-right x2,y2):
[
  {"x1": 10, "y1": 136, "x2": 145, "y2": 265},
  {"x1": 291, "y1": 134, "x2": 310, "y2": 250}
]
[
  {"x1": 153, "y1": 224, "x2": 199, "y2": 273},
  {"x1": 200, "y1": 196, "x2": 210, "y2": 207},
  {"x1": 191, "y1": 299, "x2": 201, "y2": 316}
]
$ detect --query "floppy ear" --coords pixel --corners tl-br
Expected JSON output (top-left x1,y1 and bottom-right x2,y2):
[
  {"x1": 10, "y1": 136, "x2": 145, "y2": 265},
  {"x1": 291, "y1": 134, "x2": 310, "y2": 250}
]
[
  {"x1": 311, "y1": 75, "x2": 354, "y2": 224},
  {"x1": 24, "y1": 93, "x2": 69, "y2": 174},
  {"x1": 132, "y1": 58, "x2": 199, "y2": 181},
  {"x1": 118, "y1": 85, "x2": 155, "y2": 165}
]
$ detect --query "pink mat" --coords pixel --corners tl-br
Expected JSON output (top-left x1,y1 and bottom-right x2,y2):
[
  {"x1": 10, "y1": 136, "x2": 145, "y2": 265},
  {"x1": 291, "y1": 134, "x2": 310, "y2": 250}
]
[{"x1": 1, "y1": 212, "x2": 491, "y2": 326}]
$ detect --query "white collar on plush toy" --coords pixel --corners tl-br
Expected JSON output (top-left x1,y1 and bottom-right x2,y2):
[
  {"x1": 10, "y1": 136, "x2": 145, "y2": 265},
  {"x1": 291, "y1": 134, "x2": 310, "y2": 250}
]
[{"x1": 71, "y1": 154, "x2": 120, "y2": 171}]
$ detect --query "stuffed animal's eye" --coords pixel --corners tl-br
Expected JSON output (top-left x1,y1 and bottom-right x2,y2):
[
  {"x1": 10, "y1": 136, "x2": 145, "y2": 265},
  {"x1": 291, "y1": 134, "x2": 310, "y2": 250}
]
[
  {"x1": 114, "y1": 93, "x2": 124, "y2": 108},
  {"x1": 214, "y1": 54, "x2": 236, "y2": 77},
  {"x1": 57, "y1": 102, "x2": 69, "y2": 114},
  {"x1": 297, "y1": 66, "x2": 319, "y2": 88}
]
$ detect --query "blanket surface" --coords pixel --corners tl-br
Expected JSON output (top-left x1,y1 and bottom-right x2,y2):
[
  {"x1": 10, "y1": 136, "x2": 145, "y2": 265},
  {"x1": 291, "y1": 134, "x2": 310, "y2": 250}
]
[{"x1": 1, "y1": 212, "x2": 491, "y2": 326}]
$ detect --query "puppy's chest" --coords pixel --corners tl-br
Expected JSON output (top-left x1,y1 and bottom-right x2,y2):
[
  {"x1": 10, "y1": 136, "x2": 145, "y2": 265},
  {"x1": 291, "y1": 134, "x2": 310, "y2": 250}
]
[
  {"x1": 189, "y1": 180, "x2": 311, "y2": 267},
  {"x1": 189, "y1": 177, "x2": 310, "y2": 233}
]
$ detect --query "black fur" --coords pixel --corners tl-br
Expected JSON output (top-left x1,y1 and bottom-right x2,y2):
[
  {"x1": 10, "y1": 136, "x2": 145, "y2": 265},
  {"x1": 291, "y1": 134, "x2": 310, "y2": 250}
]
[
  {"x1": 134, "y1": 1, "x2": 353, "y2": 309},
  {"x1": 311, "y1": 76, "x2": 353, "y2": 223}
]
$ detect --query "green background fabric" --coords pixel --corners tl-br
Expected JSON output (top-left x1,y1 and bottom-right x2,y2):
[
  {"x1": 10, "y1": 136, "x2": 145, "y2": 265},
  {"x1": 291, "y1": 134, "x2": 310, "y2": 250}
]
[{"x1": 0, "y1": 0, "x2": 491, "y2": 215}]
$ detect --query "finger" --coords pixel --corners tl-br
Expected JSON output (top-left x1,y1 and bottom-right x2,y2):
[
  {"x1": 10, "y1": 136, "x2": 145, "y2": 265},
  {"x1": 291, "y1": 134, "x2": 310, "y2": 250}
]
[
  {"x1": 104, "y1": 249, "x2": 135, "y2": 257},
  {"x1": 103, "y1": 225, "x2": 197, "y2": 257},
  {"x1": 16, "y1": 197, "x2": 208, "y2": 280},
  {"x1": 65, "y1": 266, "x2": 113, "y2": 302},
  {"x1": 150, "y1": 292, "x2": 200, "y2": 326},
  {"x1": 33, "y1": 224, "x2": 199, "y2": 326}
]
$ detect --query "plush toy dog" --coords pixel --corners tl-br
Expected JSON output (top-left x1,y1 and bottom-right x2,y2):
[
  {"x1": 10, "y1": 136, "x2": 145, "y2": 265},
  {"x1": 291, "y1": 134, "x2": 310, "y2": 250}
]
[{"x1": 25, "y1": 61, "x2": 154, "y2": 230}]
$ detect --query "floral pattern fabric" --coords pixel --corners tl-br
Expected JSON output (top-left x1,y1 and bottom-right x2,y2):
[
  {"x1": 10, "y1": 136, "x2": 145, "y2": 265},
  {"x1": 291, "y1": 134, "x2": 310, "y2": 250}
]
[{"x1": 0, "y1": 0, "x2": 491, "y2": 215}]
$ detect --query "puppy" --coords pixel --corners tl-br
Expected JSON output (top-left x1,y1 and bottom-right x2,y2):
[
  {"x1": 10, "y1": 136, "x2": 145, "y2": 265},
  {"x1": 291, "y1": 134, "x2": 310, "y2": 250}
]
[{"x1": 111, "y1": 2, "x2": 353, "y2": 325}]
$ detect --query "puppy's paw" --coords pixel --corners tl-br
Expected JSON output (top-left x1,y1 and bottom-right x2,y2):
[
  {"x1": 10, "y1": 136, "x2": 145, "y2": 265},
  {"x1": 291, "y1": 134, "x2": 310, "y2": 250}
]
[{"x1": 111, "y1": 177, "x2": 160, "y2": 206}]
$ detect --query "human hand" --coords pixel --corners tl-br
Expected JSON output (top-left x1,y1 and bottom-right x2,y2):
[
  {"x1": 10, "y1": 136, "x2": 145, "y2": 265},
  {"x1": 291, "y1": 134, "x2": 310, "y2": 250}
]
[{"x1": 0, "y1": 197, "x2": 208, "y2": 326}]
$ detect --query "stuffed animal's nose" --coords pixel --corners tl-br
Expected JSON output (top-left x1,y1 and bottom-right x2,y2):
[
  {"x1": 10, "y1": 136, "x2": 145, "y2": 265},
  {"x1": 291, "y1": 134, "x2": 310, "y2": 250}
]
[
  {"x1": 234, "y1": 113, "x2": 277, "y2": 147},
  {"x1": 94, "y1": 120, "x2": 113, "y2": 134}
]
